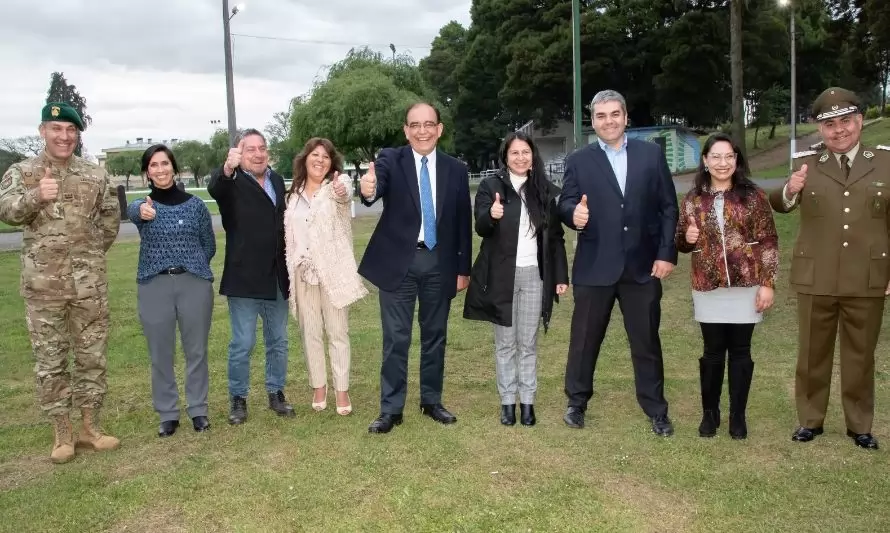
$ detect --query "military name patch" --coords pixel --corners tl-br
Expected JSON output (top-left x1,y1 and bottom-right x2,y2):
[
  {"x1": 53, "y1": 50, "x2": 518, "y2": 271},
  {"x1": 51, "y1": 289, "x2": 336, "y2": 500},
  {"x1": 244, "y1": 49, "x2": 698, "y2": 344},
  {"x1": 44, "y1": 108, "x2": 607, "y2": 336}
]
[{"x1": 0, "y1": 175, "x2": 11, "y2": 190}]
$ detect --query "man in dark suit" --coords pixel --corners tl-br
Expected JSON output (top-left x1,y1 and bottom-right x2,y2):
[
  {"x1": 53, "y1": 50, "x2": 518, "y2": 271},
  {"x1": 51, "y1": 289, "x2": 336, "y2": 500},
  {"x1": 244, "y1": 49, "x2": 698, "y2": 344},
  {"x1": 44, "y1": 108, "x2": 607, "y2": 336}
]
[
  {"x1": 558, "y1": 90, "x2": 679, "y2": 435},
  {"x1": 208, "y1": 129, "x2": 294, "y2": 426},
  {"x1": 359, "y1": 102, "x2": 472, "y2": 434}
]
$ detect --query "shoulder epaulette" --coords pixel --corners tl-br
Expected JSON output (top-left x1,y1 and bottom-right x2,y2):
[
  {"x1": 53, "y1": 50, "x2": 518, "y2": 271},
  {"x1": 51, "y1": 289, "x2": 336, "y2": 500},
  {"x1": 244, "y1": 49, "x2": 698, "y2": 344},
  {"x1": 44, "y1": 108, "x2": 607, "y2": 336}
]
[
  {"x1": 876, "y1": 145, "x2": 890, "y2": 151},
  {"x1": 793, "y1": 150, "x2": 817, "y2": 158}
]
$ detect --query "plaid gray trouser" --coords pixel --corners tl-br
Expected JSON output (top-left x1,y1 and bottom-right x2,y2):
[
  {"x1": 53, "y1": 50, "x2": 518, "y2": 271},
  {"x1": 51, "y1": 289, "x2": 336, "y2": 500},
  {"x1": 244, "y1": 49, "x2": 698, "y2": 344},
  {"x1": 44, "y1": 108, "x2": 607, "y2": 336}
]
[{"x1": 494, "y1": 265, "x2": 543, "y2": 404}]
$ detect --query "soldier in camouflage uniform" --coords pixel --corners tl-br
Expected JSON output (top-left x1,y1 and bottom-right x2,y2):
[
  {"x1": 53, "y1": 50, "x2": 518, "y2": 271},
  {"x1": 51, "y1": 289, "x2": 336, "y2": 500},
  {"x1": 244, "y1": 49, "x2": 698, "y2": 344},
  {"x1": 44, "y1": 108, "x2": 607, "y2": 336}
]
[{"x1": 0, "y1": 103, "x2": 121, "y2": 463}]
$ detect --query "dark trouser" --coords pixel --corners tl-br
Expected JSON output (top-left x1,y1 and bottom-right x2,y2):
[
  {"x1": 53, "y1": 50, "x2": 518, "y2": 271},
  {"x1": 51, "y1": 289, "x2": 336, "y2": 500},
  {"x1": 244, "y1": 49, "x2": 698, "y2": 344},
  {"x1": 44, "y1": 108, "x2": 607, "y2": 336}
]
[
  {"x1": 700, "y1": 323, "x2": 756, "y2": 363},
  {"x1": 796, "y1": 293, "x2": 883, "y2": 434},
  {"x1": 378, "y1": 248, "x2": 451, "y2": 415},
  {"x1": 564, "y1": 277, "x2": 668, "y2": 418},
  {"x1": 137, "y1": 273, "x2": 214, "y2": 422},
  {"x1": 698, "y1": 323, "x2": 756, "y2": 416}
]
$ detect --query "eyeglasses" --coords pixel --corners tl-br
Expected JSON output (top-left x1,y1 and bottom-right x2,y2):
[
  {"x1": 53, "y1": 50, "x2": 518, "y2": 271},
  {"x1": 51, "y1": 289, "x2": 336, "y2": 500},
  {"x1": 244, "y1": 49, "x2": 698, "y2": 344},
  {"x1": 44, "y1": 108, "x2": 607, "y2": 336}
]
[
  {"x1": 407, "y1": 121, "x2": 439, "y2": 131},
  {"x1": 706, "y1": 153, "x2": 736, "y2": 163}
]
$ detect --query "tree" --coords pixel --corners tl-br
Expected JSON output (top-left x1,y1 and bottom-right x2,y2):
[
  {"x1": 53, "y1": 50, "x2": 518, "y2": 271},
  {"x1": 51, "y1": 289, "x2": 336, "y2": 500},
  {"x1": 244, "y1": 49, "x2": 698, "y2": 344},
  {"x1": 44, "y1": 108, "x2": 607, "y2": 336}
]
[
  {"x1": 283, "y1": 47, "x2": 442, "y2": 174},
  {"x1": 265, "y1": 97, "x2": 302, "y2": 178},
  {"x1": 730, "y1": 0, "x2": 747, "y2": 157},
  {"x1": 750, "y1": 84, "x2": 791, "y2": 148},
  {"x1": 419, "y1": 21, "x2": 468, "y2": 108},
  {"x1": 0, "y1": 149, "x2": 25, "y2": 176},
  {"x1": 174, "y1": 141, "x2": 212, "y2": 187},
  {"x1": 45, "y1": 72, "x2": 92, "y2": 157},
  {"x1": 105, "y1": 152, "x2": 142, "y2": 190},
  {"x1": 866, "y1": 0, "x2": 890, "y2": 110},
  {"x1": 0, "y1": 136, "x2": 43, "y2": 157}
]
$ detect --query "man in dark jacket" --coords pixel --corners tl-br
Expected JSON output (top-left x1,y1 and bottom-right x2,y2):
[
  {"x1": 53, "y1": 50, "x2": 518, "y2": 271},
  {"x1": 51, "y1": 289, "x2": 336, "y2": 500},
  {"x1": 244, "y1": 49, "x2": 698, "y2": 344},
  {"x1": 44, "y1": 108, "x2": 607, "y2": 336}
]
[{"x1": 208, "y1": 129, "x2": 294, "y2": 425}]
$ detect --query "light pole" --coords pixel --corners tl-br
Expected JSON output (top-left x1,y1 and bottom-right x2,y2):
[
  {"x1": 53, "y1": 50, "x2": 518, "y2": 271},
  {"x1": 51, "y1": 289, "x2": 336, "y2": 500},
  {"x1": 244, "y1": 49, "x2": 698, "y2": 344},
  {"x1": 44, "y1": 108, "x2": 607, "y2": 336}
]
[
  {"x1": 779, "y1": 0, "x2": 796, "y2": 171},
  {"x1": 571, "y1": 0, "x2": 583, "y2": 149},
  {"x1": 223, "y1": 1, "x2": 245, "y2": 147}
]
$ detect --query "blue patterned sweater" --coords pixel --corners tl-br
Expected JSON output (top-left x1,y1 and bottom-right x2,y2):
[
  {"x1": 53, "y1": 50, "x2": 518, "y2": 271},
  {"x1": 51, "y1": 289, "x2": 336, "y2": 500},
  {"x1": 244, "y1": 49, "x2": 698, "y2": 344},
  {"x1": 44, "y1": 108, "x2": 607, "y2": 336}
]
[{"x1": 127, "y1": 195, "x2": 216, "y2": 283}]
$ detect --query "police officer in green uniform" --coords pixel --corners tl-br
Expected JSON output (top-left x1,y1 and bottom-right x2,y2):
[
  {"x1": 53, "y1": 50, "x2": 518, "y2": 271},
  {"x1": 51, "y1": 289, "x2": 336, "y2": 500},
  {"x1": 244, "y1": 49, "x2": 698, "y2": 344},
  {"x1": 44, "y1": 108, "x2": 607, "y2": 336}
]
[
  {"x1": 0, "y1": 103, "x2": 121, "y2": 463},
  {"x1": 769, "y1": 87, "x2": 888, "y2": 450}
]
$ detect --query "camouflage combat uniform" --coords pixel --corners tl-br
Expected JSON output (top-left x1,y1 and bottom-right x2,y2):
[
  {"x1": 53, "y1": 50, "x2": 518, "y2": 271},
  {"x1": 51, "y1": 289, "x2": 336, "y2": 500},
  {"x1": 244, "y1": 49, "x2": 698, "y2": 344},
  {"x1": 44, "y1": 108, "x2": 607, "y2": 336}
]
[{"x1": 0, "y1": 151, "x2": 120, "y2": 415}]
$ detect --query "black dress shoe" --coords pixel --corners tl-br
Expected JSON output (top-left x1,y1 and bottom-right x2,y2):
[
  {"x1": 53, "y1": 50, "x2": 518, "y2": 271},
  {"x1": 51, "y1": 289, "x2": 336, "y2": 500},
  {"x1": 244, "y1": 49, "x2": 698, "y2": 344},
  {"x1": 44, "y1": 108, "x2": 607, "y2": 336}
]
[
  {"x1": 192, "y1": 416, "x2": 210, "y2": 432},
  {"x1": 228, "y1": 395, "x2": 247, "y2": 425},
  {"x1": 368, "y1": 413, "x2": 403, "y2": 434},
  {"x1": 268, "y1": 390, "x2": 296, "y2": 418},
  {"x1": 847, "y1": 430, "x2": 879, "y2": 450},
  {"x1": 500, "y1": 404, "x2": 516, "y2": 426},
  {"x1": 158, "y1": 420, "x2": 179, "y2": 438},
  {"x1": 563, "y1": 406, "x2": 585, "y2": 429},
  {"x1": 420, "y1": 403, "x2": 457, "y2": 424},
  {"x1": 791, "y1": 426, "x2": 823, "y2": 442},
  {"x1": 520, "y1": 403, "x2": 536, "y2": 426},
  {"x1": 651, "y1": 414, "x2": 674, "y2": 436}
]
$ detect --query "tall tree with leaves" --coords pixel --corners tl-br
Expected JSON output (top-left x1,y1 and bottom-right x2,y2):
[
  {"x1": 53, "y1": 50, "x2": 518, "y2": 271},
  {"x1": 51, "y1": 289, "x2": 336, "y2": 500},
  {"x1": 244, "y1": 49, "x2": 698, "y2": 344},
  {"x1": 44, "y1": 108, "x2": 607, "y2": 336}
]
[
  {"x1": 45, "y1": 72, "x2": 92, "y2": 157},
  {"x1": 866, "y1": 0, "x2": 890, "y2": 110},
  {"x1": 174, "y1": 140, "x2": 212, "y2": 187},
  {"x1": 105, "y1": 152, "x2": 142, "y2": 190},
  {"x1": 731, "y1": 0, "x2": 747, "y2": 157}
]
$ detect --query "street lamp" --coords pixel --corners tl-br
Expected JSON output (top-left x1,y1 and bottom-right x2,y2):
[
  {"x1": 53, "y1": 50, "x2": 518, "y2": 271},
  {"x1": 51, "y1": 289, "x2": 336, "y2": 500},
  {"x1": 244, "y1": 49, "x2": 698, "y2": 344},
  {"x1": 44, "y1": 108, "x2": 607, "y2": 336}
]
[
  {"x1": 222, "y1": 1, "x2": 245, "y2": 147},
  {"x1": 571, "y1": 0, "x2": 583, "y2": 149},
  {"x1": 779, "y1": 0, "x2": 796, "y2": 171}
]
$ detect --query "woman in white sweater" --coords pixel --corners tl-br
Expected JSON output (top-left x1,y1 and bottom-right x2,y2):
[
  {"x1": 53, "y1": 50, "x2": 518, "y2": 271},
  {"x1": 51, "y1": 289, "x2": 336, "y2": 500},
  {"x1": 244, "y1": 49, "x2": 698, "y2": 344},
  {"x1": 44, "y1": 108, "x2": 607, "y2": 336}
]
[{"x1": 284, "y1": 138, "x2": 368, "y2": 415}]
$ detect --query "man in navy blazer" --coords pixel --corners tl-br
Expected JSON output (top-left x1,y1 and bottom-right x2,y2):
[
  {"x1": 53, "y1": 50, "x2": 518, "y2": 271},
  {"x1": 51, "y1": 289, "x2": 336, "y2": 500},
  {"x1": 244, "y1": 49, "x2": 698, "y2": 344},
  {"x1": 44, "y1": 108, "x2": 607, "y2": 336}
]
[
  {"x1": 358, "y1": 102, "x2": 472, "y2": 434},
  {"x1": 558, "y1": 90, "x2": 679, "y2": 435}
]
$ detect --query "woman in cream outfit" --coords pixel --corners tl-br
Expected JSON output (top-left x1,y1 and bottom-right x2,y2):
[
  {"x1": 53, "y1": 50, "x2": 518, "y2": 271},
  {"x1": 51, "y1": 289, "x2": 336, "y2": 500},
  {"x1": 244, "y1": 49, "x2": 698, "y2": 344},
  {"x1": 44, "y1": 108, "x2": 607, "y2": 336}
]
[{"x1": 284, "y1": 137, "x2": 368, "y2": 415}]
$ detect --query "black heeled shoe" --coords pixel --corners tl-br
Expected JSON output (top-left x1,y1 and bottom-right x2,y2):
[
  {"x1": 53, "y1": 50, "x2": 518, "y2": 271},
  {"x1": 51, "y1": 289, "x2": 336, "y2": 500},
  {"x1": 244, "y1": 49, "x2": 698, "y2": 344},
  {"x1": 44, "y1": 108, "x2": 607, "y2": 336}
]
[
  {"x1": 500, "y1": 404, "x2": 516, "y2": 426},
  {"x1": 519, "y1": 404, "x2": 536, "y2": 426}
]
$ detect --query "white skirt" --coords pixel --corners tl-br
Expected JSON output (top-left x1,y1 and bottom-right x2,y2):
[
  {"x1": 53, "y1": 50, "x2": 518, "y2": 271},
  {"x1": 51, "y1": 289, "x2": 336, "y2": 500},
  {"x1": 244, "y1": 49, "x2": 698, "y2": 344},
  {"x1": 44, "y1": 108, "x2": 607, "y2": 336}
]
[{"x1": 692, "y1": 286, "x2": 762, "y2": 324}]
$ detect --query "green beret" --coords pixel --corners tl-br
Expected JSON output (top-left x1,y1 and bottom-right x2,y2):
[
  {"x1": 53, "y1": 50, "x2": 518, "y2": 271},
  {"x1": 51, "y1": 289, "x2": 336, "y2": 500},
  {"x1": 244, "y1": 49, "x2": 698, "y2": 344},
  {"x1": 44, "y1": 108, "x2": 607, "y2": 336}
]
[
  {"x1": 811, "y1": 87, "x2": 861, "y2": 122},
  {"x1": 41, "y1": 102, "x2": 84, "y2": 131}
]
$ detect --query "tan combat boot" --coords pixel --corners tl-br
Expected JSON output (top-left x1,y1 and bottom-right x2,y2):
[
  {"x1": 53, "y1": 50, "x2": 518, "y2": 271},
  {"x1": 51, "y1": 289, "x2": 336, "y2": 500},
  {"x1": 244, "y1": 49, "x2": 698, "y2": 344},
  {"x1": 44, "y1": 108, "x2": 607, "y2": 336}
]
[
  {"x1": 76, "y1": 408, "x2": 120, "y2": 452},
  {"x1": 50, "y1": 414, "x2": 76, "y2": 464}
]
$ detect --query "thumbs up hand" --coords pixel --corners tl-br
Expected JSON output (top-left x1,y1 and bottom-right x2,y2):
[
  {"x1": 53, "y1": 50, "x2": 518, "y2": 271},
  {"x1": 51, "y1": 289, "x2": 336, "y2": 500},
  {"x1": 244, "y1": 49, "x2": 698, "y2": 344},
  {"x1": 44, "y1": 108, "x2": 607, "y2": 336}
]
[
  {"x1": 573, "y1": 194, "x2": 589, "y2": 229},
  {"x1": 490, "y1": 192, "x2": 504, "y2": 220},
  {"x1": 685, "y1": 215, "x2": 700, "y2": 244},
  {"x1": 787, "y1": 163, "x2": 808, "y2": 197},
  {"x1": 332, "y1": 171, "x2": 348, "y2": 198},
  {"x1": 360, "y1": 162, "x2": 377, "y2": 199},
  {"x1": 38, "y1": 167, "x2": 58, "y2": 202},
  {"x1": 223, "y1": 139, "x2": 245, "y2": 177},
  {"x1": 140, "y1": 196, "x2": 156, "y2": 221}
]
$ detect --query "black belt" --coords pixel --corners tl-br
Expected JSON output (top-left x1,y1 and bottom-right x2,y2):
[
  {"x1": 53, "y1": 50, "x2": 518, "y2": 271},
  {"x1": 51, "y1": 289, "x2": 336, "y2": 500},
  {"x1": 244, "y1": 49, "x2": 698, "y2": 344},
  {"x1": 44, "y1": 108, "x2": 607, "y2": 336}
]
[{"x1": 161, "y1": 267, "x2": 187, "y2": 275}]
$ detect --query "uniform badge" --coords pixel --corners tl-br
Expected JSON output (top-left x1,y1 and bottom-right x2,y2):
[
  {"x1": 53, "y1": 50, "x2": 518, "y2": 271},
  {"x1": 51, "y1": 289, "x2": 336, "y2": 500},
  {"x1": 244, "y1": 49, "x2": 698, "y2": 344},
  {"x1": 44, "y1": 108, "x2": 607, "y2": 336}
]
[
  {"x1": 51, "y1": 106, "x2": 60, "y2": 117},
  {"x1": 24, "y1": 171, "x2": 32, "y2": 177},
  {"x1": 819, "y1": 153, "x2": 829, "y2": 163},
  {"x1": 0, "y1": 175, "x2": 11, "y2": 190},
  {"x1": 864, "y1": 150, "x2": 875, "y2": 159},
  {"x1": 831, "y1": 105, "x2": 839, "y2": 111},
  {"x1": 874, "y1": 182, "x2": 885, "y2": 187},
  {"x1": 63, "y1": 193, "x2": 74, "y2": 201}
]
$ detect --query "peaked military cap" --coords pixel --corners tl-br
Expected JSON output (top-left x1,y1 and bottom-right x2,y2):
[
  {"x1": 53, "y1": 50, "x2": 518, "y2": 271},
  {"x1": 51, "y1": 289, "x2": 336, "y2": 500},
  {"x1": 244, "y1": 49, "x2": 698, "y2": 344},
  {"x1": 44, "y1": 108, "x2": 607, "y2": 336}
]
[
  {"x1": 811, "y1": 87, "x2": 861, "y2": 122},
  {"x1": 41, "y1": 102, "x2": 84, "y2": 131}
]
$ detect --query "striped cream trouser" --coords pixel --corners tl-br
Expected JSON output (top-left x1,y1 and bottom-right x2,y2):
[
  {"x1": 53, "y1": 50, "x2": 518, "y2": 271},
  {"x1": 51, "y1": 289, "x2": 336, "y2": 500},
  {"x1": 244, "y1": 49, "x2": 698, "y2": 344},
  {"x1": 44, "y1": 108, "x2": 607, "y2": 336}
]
[
  {"x1": 293, "y1": 270, "x2": 351, "y2": 392},
  {"x1": 494, "y1": 265, "x2": 543, "y2": 405}
]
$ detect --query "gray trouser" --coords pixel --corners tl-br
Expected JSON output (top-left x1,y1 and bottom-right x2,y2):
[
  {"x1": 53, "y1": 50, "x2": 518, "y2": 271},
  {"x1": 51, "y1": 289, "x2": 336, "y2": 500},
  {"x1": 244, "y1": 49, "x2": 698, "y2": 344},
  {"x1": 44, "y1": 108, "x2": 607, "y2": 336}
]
[
  {"x1": 137, "y1": 272, "x2": 214, "y2": 421},
  {"x1": 494, "y1": 266, "x2": 543, "y2": 405}
]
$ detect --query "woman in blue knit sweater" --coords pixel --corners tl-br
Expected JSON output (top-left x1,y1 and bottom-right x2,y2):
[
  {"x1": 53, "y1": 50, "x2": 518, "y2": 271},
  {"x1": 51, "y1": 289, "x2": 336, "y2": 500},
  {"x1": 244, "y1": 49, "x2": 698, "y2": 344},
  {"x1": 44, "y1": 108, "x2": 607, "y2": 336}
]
[{"x1": 127, "y1": 145, "x2": 216, "y2": 438}]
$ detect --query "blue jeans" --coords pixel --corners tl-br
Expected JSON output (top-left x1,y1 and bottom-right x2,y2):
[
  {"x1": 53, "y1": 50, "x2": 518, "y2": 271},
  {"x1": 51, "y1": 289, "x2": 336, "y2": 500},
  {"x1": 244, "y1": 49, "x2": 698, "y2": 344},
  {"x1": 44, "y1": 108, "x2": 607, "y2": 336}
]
[{"x1": 226, "y1": 288, "x2": 289, "y2": 398}]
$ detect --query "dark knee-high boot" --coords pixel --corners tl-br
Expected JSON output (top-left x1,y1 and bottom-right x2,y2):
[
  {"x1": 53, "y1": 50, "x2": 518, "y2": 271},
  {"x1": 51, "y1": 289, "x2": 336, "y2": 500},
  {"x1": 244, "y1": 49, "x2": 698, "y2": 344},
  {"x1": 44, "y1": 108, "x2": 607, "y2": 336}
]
[
  {"x1": 728, "y1": 359, "x2": 754, "y2": 440},
  {"x1": 699, "y1": 357, "x2": 724, "y2": 438}
]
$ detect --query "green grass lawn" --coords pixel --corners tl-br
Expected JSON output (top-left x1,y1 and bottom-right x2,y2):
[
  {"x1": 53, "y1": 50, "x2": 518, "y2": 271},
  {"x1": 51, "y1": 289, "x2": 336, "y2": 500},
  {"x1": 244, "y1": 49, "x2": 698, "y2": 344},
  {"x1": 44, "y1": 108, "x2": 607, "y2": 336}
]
[{"x1": 0, "y1": 210, "x2": 888, "y2": 532}]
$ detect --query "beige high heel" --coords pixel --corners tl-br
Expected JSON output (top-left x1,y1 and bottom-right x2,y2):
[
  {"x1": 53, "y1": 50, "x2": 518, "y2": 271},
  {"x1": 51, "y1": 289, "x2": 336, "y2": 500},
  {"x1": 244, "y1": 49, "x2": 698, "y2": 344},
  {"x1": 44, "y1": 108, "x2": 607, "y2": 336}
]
[
  {"x1": 312, "y1": 386, "x2": 327, "y2": 411},
  {"x1": 335, "y1": 391, "x2": 352, "y2": 416}
]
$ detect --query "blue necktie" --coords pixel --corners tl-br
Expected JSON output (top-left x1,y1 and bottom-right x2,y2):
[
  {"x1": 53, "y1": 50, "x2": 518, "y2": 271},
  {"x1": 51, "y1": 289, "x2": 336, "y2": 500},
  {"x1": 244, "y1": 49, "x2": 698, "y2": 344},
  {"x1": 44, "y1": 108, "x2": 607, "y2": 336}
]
[{"x1": 420, "y1": 156, "x2": 436, "y2": 249}]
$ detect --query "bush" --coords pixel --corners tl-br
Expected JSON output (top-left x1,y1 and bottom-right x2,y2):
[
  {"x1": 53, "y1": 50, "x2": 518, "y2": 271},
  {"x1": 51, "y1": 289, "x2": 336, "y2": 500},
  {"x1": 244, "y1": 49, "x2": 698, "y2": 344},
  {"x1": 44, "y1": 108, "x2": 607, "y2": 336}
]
[{"x1": 865, "y1": 105, "x2": 881, "y2": 119}]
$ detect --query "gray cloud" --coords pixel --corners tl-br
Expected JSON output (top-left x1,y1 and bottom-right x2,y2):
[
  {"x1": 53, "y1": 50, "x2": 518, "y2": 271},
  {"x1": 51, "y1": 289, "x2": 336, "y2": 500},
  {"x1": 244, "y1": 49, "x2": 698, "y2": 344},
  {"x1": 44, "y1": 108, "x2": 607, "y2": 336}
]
[{"x1": 0, "y1": 0, "x2": 471, "y2": 155}]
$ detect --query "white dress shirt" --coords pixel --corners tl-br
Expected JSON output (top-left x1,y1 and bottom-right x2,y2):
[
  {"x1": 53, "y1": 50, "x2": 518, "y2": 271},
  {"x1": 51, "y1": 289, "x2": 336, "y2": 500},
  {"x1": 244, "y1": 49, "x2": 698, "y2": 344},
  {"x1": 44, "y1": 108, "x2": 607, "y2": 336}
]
[{"x1": 413, "y1": 149, "x2": 437, "y2": 243}]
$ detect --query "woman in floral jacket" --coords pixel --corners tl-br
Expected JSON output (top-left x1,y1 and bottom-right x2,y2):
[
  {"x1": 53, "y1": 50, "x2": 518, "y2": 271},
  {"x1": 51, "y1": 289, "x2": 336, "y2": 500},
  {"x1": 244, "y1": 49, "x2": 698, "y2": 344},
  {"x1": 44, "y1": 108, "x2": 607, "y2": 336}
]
[{"x1": 675, "y1": 133, "x2": 778, "y2": 440}]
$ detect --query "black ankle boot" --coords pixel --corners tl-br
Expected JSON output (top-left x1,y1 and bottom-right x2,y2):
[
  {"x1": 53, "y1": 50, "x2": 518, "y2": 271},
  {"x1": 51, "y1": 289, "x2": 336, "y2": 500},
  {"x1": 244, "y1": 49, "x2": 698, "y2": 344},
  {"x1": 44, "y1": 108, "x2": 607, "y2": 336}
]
[
  {"x1": 228, "y1": 396, "x2": 247, "y2": 425},
  {"x1": 519, "y1": 403, "x2": 536, "y2": 426},
  {"x1": 728, "y1": 359, "x2": 754, "y2": 440},
  {"x1": 500, "y1": 404, "x2": 516, "y2": 426},
  {"x1": 698, "y1": 357, "x2": 724, "y2": 438},
  {"x1": 269, "y1": 390, "x2": 296, "y2": 417}
]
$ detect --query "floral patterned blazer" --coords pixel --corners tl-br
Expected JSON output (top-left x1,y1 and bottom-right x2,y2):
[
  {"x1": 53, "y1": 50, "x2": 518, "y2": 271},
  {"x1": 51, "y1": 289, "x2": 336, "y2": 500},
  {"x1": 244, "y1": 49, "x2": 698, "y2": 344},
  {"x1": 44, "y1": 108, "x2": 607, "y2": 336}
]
[{"x1": 675, "y1": 185, "x2": 779, "y2": 291}]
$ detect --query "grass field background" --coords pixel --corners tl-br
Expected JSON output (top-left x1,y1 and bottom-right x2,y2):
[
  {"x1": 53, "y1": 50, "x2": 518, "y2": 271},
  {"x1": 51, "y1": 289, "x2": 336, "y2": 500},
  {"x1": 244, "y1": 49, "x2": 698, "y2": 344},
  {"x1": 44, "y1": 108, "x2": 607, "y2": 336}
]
[{"x1": 0, "y1": 203, "x2": 888, "y2": 532}]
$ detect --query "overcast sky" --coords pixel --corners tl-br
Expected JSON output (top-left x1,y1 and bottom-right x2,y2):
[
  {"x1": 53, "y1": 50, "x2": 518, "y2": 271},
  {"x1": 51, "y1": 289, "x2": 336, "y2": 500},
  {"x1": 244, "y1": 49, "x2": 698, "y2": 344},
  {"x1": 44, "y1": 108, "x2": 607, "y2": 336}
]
[{"x1": 0, "y1": 0, "x2": 471, "y2": 158}]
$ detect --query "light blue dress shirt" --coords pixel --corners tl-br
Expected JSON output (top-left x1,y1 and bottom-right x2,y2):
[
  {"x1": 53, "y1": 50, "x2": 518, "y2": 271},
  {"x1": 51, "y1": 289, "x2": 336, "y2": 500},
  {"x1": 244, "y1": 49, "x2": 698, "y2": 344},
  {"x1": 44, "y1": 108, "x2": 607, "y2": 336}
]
[{"x1": 598, "y1": 135, "x2": 628, "y2": 195}]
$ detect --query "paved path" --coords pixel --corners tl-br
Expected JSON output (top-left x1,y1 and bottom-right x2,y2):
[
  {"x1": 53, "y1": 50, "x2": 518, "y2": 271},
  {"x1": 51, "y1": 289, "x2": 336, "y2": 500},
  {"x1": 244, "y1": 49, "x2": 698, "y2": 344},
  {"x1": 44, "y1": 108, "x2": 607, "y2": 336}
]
[{"x1": 0, "y1": 179, "x2": 788, "y2": 252}]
